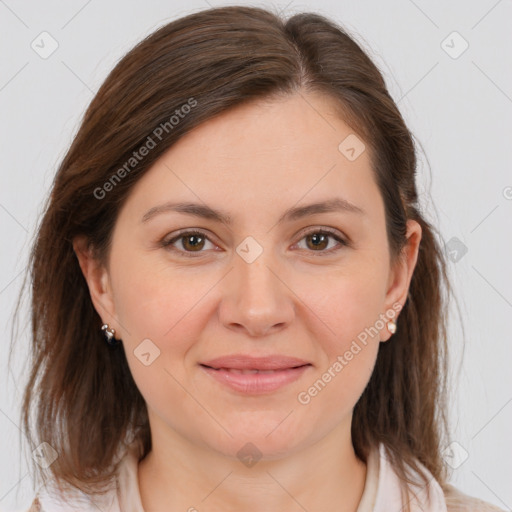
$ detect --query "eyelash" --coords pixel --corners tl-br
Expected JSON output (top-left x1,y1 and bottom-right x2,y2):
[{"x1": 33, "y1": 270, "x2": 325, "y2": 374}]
[{"x1": 160, "y1": 227, "x2": 349, "y2": 258}]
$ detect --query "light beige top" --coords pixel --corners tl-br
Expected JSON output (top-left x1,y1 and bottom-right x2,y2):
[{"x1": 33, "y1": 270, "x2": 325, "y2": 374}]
[{"x1": 27, "y1": 439, "x2": 505, "y2": 511}]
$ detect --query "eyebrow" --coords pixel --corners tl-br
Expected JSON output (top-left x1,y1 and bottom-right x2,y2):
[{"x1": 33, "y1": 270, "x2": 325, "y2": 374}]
[{"x1": 141, "y1": 197, "x2": 366, "y2": 225}]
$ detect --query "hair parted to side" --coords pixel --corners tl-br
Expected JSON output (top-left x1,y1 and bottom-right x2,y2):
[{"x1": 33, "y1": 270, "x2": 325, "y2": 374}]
[{"x1": 14, "y1": 5, "x2": 455, "y2": 508}]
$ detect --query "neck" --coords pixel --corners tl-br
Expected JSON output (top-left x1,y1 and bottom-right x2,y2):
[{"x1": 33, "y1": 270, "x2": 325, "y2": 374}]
[{"x1": 138, "y1": 417, "x2": 368, "y2": 512}]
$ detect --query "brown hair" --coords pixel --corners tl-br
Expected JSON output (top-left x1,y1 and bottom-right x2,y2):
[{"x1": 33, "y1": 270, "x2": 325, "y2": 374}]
[{"x1": 13, "y1": 4, "x2": 456, "y2": 508}]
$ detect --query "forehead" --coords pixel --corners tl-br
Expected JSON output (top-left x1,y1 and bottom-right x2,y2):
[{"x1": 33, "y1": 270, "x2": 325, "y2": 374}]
[
  {"x1": 171, "y1": 92, "x2": 365, "y2": 165},
  {"x1": 120, "y1": 92, "x2": 383, "y2": 230}
]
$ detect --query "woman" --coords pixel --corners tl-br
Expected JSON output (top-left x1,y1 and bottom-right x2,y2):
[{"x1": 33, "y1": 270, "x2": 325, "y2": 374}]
[{"x1": 18, "y1": 5, "x2": 504, "y2": 511}]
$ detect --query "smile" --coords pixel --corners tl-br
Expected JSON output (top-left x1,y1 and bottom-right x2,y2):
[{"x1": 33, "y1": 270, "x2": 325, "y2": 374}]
[{"x1": 199, "y1": 363, "x2": 312, "y2": 394}]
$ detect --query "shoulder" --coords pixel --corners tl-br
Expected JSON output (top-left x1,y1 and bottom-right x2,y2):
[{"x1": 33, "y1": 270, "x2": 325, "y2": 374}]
[
  {"x1": 374, "y1": 444, "x2": 506, "y2": 512},
  {"x1": 23, "y1": 440, "x2": 135, "y2": 512},
  {"x1": 443, "y1": 483, "x2": 507, "y2": 512},
  {"x1": 24, "y1": 482, "x2": 119, "y2": 512}
]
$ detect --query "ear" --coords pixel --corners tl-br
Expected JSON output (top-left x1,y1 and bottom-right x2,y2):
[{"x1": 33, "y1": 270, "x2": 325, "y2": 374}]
[
  {"x1": 73, "y1": 235, "x2": 119, "y2": 332},
  {"x1": 380, "y1": 219, "x2": 422, "y2": 342}
]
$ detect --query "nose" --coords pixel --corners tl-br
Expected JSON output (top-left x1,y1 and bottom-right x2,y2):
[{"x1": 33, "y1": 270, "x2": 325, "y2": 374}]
[{"x1": 218, "y1": 251, "x2": 295, "y2": 338}]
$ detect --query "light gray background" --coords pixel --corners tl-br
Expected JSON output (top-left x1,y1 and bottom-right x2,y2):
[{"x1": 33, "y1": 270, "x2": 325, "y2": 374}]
[{"x1": 1, "y1": 1, "x2": 511, "y2": 510}]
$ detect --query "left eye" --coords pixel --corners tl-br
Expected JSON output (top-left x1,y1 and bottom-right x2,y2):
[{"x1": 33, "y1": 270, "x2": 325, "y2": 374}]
[
  {"x1": 294, "y1": 229, "x2": 347, "y2": 254},
  {"x1": 161, "y1": 229, "x2": 347, "y2": 257}
]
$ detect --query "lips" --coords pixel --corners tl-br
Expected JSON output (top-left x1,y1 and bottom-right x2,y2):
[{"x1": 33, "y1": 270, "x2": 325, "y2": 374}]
[
  {"x1": 212, "y1": 368, "x2": 288, "y2": 374},
  {"x1": 200, "y1": 354, "x2": 311, "y2": 371},
  {"x1": 199, "y1": 354, "x2": 312, "y2": 394}
]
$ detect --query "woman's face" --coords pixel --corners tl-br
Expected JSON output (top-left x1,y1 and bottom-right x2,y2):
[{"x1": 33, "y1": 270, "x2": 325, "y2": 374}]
[{"x1": 78, "y1": 91, "x2": 421, "y2": 459}]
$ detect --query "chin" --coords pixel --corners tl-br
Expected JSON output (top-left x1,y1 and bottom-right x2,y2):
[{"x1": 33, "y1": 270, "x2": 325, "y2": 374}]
[{"x1": 198, "y1": 418, "x2": 309, "y2": 460}]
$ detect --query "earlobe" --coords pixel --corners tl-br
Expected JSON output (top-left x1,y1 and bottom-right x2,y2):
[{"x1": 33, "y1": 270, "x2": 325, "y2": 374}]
[{"x1": 72, "y1": 236, "x2": 118, "y2": 329}]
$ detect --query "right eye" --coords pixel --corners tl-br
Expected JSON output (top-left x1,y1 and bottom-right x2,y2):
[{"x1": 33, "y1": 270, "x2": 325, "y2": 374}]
[{"x1": 160, "y1": 230, "x2": 218, "y2": 257}]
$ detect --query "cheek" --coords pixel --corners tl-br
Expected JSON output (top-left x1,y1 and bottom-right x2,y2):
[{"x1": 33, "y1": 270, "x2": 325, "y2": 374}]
[
  {"x1": 296, "y1": 265, "x2": 387, "y2": 401},
  {"x1": 296, "y1": 278, "x2": 383, "y2": 417},
  {"x1": 111, "y1": 254, "x2": 214, "y2": 343},
  {"x1": 306, "y1": 267, "x2": 388, "y2": 350},
  {"x1": 111, "y1": 266, "x2": 208, "y2": 416}
]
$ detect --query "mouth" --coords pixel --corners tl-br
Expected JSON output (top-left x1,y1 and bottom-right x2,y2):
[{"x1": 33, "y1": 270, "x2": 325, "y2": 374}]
[
  {"x1": 199, "y1": 354, "x2": 312, "y2": 371},
  {"x1": 200, "y1": 364, "x2": 310, "y2": 373},
  {"x1": 199, "y1": 357, "x2": 312, "y2": 394}
]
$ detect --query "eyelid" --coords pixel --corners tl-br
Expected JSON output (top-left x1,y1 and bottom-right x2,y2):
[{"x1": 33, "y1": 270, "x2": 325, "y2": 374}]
[
  {"x1": 161, "y1": 226, "x2": 349, "y2": 257},
  {"x1": 294, "y1": 225, "x2": 347, "y2": 244}
]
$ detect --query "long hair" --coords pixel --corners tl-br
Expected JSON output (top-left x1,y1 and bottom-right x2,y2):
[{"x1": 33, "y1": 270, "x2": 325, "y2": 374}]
[{"x1": 13, "y1": 5, "x2": 454, "y2": 508}]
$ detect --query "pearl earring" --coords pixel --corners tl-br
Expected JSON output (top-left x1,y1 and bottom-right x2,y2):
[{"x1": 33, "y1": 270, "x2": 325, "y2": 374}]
[
  {"x1": 386, "y1": 319, "x2": 397, "y2": 335},
  {"x1": 101, "y1": 323, "x2": 121, "y2": 347}
]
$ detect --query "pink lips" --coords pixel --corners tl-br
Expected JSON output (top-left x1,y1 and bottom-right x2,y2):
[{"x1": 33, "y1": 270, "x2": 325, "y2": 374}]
[{"x1": 199, "y1": 354, "x2": 312, "y2": 395}]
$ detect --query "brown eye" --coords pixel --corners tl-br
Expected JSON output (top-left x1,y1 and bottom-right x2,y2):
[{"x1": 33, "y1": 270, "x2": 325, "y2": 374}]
[
  {"x1": 295, "y1": 229, "x2": 347, "y2": 255},
  {"x1": 162, "y1": 230, "x2": 215, "y2": 257},
  {"x1": 305, "y1": 232, "x2": 329, "y2": 251},
  {"x1": 180, "y1": 233, "x2": 206, "y2": 251}
]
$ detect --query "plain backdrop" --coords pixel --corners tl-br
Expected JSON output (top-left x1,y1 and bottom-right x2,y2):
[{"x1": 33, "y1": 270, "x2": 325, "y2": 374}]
[{"x1": 1, "y1": 0, "x2": 511, "y2": 510}]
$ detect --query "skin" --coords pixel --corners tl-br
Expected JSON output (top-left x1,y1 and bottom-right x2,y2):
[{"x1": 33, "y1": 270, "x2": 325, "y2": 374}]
[{"x1": 74, "y1": 91, "x2": 421, "y2": 511}]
